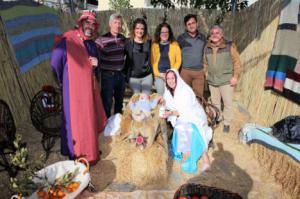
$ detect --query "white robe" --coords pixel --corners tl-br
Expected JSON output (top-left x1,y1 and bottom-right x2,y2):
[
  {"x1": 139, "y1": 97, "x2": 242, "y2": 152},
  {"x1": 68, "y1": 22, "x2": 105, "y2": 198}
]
[{"x1": 163, "y1": 69, "x2": 213, "y2": 149}]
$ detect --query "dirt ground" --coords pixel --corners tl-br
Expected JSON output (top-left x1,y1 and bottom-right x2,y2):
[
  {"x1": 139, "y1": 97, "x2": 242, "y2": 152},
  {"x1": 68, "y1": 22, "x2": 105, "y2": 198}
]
[{"x1": 0, "y1": 99, "x2": 292, "y2": 199}]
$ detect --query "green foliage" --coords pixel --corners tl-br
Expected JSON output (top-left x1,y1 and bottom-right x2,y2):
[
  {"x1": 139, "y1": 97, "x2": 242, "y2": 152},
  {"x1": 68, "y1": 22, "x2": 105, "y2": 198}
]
[
  {"x1": 150, "y1": 0, "x2": 248, "y2": 10},
  {"x1": 9, "y1": 134, "x2": 45, "y2": 197},
  {"x1": 109, "y1": 0, "x2": 133, "y2": 11},
  {"x1": 9, "y1": 134, "x2": 81, "y2": 197},
  {"x1": 54, "y1": 168, "x2": 80, "y2": 188},
  {"x1": 150, "y1": 0, "x2": 248, "y2": 23}
]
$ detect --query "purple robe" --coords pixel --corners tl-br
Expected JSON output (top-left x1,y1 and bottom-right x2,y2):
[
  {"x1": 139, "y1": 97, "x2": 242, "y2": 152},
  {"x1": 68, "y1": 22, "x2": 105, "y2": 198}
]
[{"x1": 51, "y1": 38, "x2": 99, "y2": 159}]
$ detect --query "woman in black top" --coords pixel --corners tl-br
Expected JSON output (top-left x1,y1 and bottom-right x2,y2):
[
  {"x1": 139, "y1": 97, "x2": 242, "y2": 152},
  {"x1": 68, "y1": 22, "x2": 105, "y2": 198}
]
[{"x1": 124, "y1": 18, "x2": 152, "y2": 94}]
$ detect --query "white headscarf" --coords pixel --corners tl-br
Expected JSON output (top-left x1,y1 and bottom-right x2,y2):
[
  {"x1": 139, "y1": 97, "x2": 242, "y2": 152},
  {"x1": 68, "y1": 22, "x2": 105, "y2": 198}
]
[{"x1": 163, "y1": 69, "x2": 212, "y2": 148}]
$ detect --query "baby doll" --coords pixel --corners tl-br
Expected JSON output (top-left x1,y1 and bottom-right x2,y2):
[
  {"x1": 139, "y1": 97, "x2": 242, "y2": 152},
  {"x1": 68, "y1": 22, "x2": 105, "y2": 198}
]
[{"x1": 129, "y1": 93, "x2": 161, "y2": 121}]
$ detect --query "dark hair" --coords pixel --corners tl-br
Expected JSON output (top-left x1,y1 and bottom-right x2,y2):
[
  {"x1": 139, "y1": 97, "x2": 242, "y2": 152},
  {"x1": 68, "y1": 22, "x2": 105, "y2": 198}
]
[
  {"x1": 165, "y1": 70, "x2": 177, "y2": 96},
  {"x1": 130, "y1": 18, "x2": 148, "y2": 42},
  {"x1": 154, "y1": 22, "x2": 175, "y2": 43},
  {"x1": 184, "y1": 14, "x2": 197, "y2": 25}
]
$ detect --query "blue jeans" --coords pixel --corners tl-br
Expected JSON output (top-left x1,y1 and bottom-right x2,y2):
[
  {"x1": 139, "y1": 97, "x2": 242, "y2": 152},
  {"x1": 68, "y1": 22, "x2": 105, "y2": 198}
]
[{"x1": 101, "y1": 70, "x2": 126, "y2": 117}]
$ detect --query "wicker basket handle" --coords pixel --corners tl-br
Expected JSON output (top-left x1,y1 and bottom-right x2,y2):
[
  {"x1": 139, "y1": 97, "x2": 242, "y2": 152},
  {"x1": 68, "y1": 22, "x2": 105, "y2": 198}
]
[
  {"x1": 75, "y1": 158, "x2": 90, "y2": 174},
  {"x1": 10, "y1": 195, "x2": 23, "y2": 199}
]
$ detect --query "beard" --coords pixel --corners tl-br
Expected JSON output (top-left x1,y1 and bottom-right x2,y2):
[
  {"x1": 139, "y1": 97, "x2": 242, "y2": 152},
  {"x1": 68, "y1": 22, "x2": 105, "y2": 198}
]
[{"x1": 83, "y1": 28, "x2": 93, "y2": 37}]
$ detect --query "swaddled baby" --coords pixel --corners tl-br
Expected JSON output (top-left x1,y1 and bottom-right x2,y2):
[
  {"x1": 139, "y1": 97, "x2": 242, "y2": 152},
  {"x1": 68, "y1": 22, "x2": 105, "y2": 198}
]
[{"x1": 128, "y1": 93, "x2": 161, "y2": 121}]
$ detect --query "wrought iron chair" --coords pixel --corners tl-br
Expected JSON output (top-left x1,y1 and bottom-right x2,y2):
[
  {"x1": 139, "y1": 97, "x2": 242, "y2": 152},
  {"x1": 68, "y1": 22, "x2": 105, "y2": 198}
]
[
  {"x1": 197, "y1": 96, "x2": 221, "y2": 130},
  {"x1": 30, "y1": 85, "x2": 62, "y2": 159},
  {"x1": 197, "y1": 96, "x2": 221, "y2": 150},
  {"x1": 0, "y1": 99, "x2": 18, "y2": 177}
]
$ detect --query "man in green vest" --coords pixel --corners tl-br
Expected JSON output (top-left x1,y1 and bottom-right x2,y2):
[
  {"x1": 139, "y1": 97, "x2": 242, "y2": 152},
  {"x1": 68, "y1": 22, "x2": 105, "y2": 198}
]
[{"x1": 204, "y1": 25, "x2": 241, "y2": 133}]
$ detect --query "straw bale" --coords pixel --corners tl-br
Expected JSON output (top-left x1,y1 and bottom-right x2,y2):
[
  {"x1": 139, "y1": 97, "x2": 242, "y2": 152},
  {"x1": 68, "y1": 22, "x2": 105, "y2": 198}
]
[
  {"x1": 251, "y1": 143, "x2": 300, "y2": 198},
  {"x1": 111, "y1": 135, "x2": 168, "y2": 187},
  {"x1": 103, "y1": 93, "x2": 169, "y2": 187},
  {"x1": 120, "y1": 93, "x2": 167, "y2": 148}
]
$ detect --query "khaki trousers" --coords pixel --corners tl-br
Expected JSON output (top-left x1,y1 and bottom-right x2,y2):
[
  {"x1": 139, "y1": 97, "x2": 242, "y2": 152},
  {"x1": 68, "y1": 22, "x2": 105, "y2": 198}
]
[
  {"x1": 208, "y1": 84, "x2": 233, "y2": 126},
  {"x1": 180, "y1": 68, "x2": 205, "y2": 98}
]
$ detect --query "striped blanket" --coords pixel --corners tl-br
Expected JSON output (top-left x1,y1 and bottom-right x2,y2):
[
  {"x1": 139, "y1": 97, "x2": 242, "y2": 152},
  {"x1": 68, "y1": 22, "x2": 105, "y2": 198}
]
[
  {"x1": 265, "y1": 0, "x2": 300, "y2": 104},
  {"x1": 240, "y1": 123, "x2": 300, "y2": 163},
  {"x1": 0, "y1": 4, "x2": 61, "y2": 73}
]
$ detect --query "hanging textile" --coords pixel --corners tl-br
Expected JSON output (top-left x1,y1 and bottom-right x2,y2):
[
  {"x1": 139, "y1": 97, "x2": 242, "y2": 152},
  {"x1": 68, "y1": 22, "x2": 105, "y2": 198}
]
[
  {"x1": 0, "y1": 3, "x2": 61, "y2": 73},
  {"x1": 265, "y1": 0, "x2": 300, "y2": 104}
]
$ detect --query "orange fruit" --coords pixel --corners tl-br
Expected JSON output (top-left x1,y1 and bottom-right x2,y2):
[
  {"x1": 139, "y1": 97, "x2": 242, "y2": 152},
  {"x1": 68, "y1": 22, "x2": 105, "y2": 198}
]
[
  {"x1": 52, "y1": 191, "x2": 57, "y2": 197},
  {"x1": 57, "y1": 190, "x2": 66, "y2": 197},
  {"x1": 42, "y1": 194, "x2": 49, "y2": 199},
  {"x1": 72, "y1": 182, "x2": 80, "y2": 189},
  {"x1": 66, "y1": 187, "x2": 74, "y2": 193},
  {"x1": 48, "y1": 188, "x2": 54, "y2": 194},
  {"x1": 37, "y1": 190, "x2": 46, "y2": 198}
]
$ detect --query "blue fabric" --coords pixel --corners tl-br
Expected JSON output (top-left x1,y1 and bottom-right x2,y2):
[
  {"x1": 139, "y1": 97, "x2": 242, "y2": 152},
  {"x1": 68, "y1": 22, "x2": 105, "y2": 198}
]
[
  {"x1": 10, "y1": 27, "x2": 60, "y2": 45},
  {"x1": 20, "y1": 52, "x2": 52, "y2": 73},
  {"x1": 129, "y1": 99, "x2": 158, "y2": 111},
  {"x1": 266, "y1": 70, "x2": 286, "y2": 81},
  {"x1": 0, "y1": 6, "x2": 60, "y2": 73},
  {"x1": 5, "y1": 13, "x2": 59, "y2": 30},
  {"x1": 243, "y1": 125, "x2": 300, "y2": 163},
  {"x1": 171, "y1": 123, "x2": 206, "y2": 173},
  {"x1": 16, "y1": 38, "x2": 54, "y2": 62}
]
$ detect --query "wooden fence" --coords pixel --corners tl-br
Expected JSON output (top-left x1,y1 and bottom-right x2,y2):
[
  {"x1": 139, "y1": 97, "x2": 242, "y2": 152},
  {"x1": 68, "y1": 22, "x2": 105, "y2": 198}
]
[{"x1": 0, "y1": 0, "x2": 299, "y2": 127}]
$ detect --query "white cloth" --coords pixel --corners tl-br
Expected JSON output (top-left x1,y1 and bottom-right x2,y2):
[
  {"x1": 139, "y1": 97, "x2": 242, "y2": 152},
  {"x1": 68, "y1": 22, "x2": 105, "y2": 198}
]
[
  {"x1": 163, "y1": 69, "x2": 212, "y2": 149},
  {"x1": 175, "y1": 121, "x2": 193, "y2": 152},
  {"x1": 104, "y1": 113, "x2": 122, "y2": 136}
]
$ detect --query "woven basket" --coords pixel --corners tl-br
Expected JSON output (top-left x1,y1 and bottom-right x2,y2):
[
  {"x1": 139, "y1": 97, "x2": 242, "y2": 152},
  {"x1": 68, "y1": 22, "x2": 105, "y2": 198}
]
[
  {"x1": 173, "y1": 183, "x2": 243, "y2": 199},
  {"x1": 10, "y1": 158, "x2": 91, "y2": 199}
]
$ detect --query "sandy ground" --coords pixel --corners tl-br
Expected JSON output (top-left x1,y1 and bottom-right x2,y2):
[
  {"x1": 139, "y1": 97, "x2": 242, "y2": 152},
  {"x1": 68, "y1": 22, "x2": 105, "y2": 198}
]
[{"x1": 0, "y1": 99, "x2": 292, "y2": 199}]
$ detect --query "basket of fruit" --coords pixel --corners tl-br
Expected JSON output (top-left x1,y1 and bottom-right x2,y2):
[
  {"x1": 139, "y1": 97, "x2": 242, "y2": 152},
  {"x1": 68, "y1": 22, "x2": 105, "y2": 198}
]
[
  {"x1": 173, "y1": 183, "x2": 242, "y2": 199},
  {"x1": 32, "y1": 158, "x2": 90, "y2": 199},
  {"x1": 10, "y1": 158, "x2": 91, "y2": 199}
]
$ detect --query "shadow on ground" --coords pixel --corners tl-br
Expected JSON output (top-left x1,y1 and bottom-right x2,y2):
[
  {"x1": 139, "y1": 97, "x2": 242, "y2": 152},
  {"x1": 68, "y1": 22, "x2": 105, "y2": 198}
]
[{"x1": 187, "y1": 143, "x2": 253, "y2": 199}]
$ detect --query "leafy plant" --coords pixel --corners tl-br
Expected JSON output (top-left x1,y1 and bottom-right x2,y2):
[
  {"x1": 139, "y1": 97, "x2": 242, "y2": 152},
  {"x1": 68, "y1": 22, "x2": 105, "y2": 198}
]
[
  {"x1": 109, "y1": 0, "x2": 133, "y2": 11},
  {"x1": 150, "y1": 0, "x2": 248, "y2": 23},
  {"x1": 9, "y1": 134, "x2": 82, "y2": 198},
  {"x1": 9, "y1": 134, "x2": 45, "y2": 197}
]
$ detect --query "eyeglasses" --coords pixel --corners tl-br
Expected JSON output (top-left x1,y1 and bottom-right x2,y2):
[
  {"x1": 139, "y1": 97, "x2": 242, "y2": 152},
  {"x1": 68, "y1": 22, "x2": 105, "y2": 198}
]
[{"x1": 160, "y1": 31, "x2": 169, "y2": 34}]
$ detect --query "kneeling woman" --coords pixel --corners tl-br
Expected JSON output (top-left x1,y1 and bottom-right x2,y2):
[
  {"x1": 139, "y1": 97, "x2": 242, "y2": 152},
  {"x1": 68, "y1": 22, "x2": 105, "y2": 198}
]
[{"x1": 163, "y1": 69, "x2": 212, "y2": 173}]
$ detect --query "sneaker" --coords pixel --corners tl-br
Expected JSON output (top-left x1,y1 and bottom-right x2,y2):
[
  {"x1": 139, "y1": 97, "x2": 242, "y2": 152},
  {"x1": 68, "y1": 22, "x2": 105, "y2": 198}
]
[{"x1": 223, "y1": 125, "x2": 230, "y2": 133}]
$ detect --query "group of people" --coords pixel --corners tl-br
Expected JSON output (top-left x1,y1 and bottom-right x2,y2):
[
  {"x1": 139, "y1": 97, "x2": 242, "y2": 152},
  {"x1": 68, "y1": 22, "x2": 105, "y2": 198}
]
[{"x1": 51, "y1": 11, "x2": 241, "y2": 172}]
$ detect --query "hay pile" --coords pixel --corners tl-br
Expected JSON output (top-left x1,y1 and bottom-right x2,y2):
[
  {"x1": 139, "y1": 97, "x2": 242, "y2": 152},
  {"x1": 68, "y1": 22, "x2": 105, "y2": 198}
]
[
  {"x1": 251, "y1": 143, "x2": 300, "y2": 198},
  {"x1": 113, "y1": 140, "x2": 168, "y2": 186},
  {"x1": 101, "y1": 93, "x2": 169, "y2": 187}
]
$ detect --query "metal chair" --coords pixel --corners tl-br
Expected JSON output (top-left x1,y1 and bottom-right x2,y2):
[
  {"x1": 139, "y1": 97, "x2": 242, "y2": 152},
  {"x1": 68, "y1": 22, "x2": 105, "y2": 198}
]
[
  {"x1": 0, "y1": 99, "x2": 18, "y2": 176},
  {"x1": 30, "y1": 85, "x2": 62, "y2": 159}
]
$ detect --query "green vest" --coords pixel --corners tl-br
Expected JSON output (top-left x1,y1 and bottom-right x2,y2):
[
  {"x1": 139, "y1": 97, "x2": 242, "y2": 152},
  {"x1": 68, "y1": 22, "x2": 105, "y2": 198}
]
[{"x1": 206, "y1": 42, "x2": 233, "y2": 86}]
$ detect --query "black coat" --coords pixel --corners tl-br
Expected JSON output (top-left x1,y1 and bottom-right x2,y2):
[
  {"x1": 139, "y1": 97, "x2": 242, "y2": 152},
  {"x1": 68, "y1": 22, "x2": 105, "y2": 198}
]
[{"x1": 124, "y1": 39, "x2": 152, "y2": 80}]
